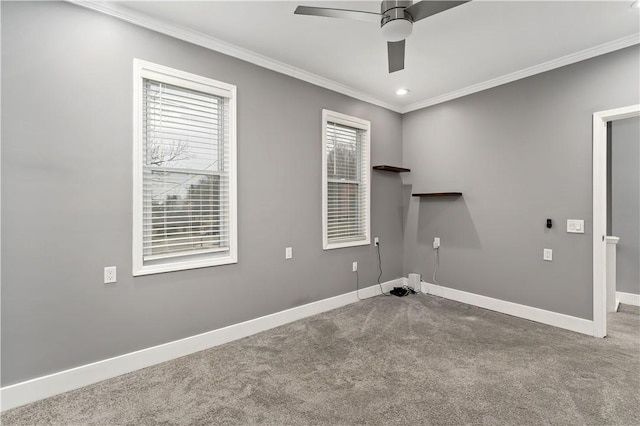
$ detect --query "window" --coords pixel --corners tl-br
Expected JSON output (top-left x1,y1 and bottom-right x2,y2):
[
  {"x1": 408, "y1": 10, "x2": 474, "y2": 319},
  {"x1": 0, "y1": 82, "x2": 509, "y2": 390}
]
[
  {"x1": 322, "y1": 109, "x2": 371, "y2": 250},
  {"x1": 133, "y1": 59, "x2": 237, "y2": 275}
]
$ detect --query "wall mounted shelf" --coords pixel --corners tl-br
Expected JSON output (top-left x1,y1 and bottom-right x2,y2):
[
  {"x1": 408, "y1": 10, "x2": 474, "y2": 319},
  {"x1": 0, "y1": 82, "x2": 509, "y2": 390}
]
[
  {"x1": 373, "y1": 165, "x2": 411, "y2": 173},
  {"x1": 412, "y1": 192, "x2": 462, "y2": 197}
]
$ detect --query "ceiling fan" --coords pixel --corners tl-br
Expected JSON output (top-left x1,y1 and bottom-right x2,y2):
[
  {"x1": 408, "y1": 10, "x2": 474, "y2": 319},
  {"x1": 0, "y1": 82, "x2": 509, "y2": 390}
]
[{"x1": 294, "y1": 0, "x2": 469, "y2": 73}]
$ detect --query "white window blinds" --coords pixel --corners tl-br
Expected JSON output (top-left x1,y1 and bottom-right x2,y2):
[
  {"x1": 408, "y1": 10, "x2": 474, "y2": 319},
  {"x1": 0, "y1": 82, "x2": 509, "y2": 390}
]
[
  {"x1": 133, "y1": 59, "x2": 237, "y2": 275},
  {"x1": 143, "y1": 79, "x2": 230, "y2": 261},
  {"x1": 322, "y1": 110, "x2": 370, "y2": 249}
]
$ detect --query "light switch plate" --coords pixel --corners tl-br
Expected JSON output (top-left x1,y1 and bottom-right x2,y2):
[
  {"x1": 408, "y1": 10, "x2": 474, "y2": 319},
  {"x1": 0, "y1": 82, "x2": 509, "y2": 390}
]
[
  {"x1": 543, "y1": 249, "x2": 553, "y2": 261},
  {"x1": 285, "y1": 247, "x2": 292, "y2": 259},
  {"x1": 567, "y1": 219, "x2": 584, "y2": 234}
]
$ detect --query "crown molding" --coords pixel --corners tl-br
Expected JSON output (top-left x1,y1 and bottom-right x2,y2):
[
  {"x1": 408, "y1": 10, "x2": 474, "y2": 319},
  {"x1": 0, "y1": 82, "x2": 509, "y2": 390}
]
[
  {"x1": 400, "y1": 33, "x2": 640, "y2": 114},
  {"x1": 70, "y1": 2, "x2": 637, "y2": 115},
  {"x1": 69, "y1": 1, "x2": 404, "y2": 113}
]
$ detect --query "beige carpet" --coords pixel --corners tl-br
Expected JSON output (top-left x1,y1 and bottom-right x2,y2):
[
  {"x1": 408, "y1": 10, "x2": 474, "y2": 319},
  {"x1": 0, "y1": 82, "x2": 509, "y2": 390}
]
[{"x1": 2, "y1": 294, "x2": 639, "y2": 425}]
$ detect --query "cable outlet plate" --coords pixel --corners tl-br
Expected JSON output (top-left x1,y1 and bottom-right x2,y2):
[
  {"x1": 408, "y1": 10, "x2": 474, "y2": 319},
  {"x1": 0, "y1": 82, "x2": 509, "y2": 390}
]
[
  {"x1": 433, "y1": 237, "x2": 441, "y2": 249},
  {"x1": 352, "y1": 261, "x2": 358, "y2": 272},
  {"x1": 374, "y1": 237, "x2": 379, "y2": 246}
]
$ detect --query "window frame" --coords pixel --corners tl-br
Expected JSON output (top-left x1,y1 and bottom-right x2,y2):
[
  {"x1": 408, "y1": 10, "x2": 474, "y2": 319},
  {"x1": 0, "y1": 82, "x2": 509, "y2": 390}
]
[
  {"x1": 133, "y1": 59, "x2": 237, "y2": 276},
  {"x1": 322, "y1": 109, "x2": 371, "y2": 250}
]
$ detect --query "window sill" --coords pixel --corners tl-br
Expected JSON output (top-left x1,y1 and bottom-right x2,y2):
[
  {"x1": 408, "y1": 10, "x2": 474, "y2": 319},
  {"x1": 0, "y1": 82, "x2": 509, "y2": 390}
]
[
  {"x1": 323, "y1": 239, "x2": 370, "y2": 250},
  {"x1": 133, "y1": 253, "x2": 237, "y2": 276}
]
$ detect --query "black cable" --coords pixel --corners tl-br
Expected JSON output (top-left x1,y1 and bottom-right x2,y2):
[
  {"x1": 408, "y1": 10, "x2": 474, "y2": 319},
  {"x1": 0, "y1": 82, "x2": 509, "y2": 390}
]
[
  {"x1": 355, "y1": 243, "x2": 389, "y2": 300},
  {"x1": 376, "y1": 243, "x2": 390, "y2": 296}
]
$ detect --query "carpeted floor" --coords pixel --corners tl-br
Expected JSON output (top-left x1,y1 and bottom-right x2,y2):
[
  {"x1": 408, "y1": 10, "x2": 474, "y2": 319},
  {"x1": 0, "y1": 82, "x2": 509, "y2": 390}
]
[{"x1": 2, "y1": 294, "x2": 639, "y2": 425}]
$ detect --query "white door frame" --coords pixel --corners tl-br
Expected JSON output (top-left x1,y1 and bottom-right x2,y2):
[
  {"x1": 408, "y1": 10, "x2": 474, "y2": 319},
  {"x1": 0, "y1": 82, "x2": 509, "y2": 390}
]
[{"x1": 592, "y1": 104, "x2": 640, "y2": 337}]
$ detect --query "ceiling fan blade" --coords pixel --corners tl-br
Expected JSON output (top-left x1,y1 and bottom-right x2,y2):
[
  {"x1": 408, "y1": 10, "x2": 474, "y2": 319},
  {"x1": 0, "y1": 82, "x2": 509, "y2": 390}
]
[
  {"x1": 294, "y1": 6, "x2": 384, "y2": 24},
  {"x1": 388, "y1": 40, "x2": 405, "y2": 73},
  {"x1": 405, "y1": 1, "x2": 469, "y2": 22}
]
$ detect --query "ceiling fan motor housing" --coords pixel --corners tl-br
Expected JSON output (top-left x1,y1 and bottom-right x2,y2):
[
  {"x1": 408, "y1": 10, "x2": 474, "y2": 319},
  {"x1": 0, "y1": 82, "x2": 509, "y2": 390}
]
[{"x1": 380, "y1": 0, "x2": 413, "y2": 41}]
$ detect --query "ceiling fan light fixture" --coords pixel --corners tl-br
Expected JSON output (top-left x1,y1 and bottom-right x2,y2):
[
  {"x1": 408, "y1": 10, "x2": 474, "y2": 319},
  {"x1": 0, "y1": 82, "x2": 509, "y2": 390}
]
[
  {"x1": 293, "y1": 0, "x2": 469, "y2": 73},
  {"x1": 381, "y1": 18, "x2": 412, "y2": 42}
]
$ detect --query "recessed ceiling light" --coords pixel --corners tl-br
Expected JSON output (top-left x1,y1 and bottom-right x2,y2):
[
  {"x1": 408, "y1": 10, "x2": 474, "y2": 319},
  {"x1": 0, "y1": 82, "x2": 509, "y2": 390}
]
[{"x1": 396, "y1": 88, "x2": 409, "y2": 96}]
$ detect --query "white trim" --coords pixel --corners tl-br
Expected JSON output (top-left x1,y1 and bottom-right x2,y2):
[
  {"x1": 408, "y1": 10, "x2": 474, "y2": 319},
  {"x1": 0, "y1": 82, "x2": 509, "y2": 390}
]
[
  {"x1": 402, "y1": 34, "x2": 640, "y2": 113},
  {"x1": 617, "y1": 291, "x2": 640, "y2": 307},
  {"x1": 132, "y1": 59, "x2": 238, "y2": 276},
  {"x1": 322, "y1": 109, "x2": 371, "y2": 250},
  {"x1": 140, "y1": 66, "x2": 233, "y2": 99},
  {"x1": 325, "y1": 112, "x2": 371, "y2": 131},
  {"x1": 606, "y1": 236, "x2": 620, "y2": 313},
  {"x1": 70, "y1": 2, "x2": 638, "y2": 115},
  {"x1": 421, "y1": 281, "x2": 594, "y2": 336},
  {"x1": 592, "y1": 105, "x2": 640, "y2": 337},
  {"x1": 70, "y1": 0, "x2": 402, "y2": 113},
  {"x1": 0, "y1": 278, "x2": 403, "y2": 411},
  {"x1": 324, "y1": 240, "x2": 371, "y2": 250}
]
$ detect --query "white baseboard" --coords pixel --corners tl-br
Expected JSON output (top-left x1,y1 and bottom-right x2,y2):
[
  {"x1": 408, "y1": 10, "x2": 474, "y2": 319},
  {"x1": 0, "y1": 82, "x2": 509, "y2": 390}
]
[
  {"x1": 617, "y1": 291, "x2": 640, "y2": 307},
  {"x1": 0, "y1": 278, "x2": 403, "y2": 412},
  {"x1": 421, "y1": 281, "x2": 594, "y2": 336}
]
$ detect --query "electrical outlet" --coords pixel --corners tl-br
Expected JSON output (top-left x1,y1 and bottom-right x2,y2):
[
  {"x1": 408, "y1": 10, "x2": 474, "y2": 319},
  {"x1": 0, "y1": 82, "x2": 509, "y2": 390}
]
[
  {"x1": 104, "y1": 266, "x2": 117, "y2": 284},
  {"x1": 352, "y1": 261, "x2": 358, "y2": 272},
  {"x1": 433, "y1": 237, "x2": 441, "y2": 249},
  {"x1": 374, "y1": 237, "x2": 379, "y2": 246},
  {"x1": 543, "y1": 249, "x2": 553, "y2": 261},
  {"x1": 285, "y1": 247, "x2": 292, "y2": 259}
]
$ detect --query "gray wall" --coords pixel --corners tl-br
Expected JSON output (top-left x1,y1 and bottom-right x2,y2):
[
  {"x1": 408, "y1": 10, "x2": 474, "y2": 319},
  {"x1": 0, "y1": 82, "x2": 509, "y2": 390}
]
[
  {"x1": 1, "y1": 2, "x2": 404, "y2": 386},
  {"x1": 611, "y1": 117, "x2": 640, "y2": 295},
  {"x1": 402, "y1": 46, "x2": 640, "y2": 320},
  {"x1": 3, "y1": 0, "x2": 640, "y2": 389}
]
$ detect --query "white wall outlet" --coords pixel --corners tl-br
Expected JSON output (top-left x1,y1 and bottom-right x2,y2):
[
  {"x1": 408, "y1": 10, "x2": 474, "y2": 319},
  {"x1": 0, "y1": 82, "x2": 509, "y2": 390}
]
[
  {"x1": 285, "y1": 247, "x2": 292, "y2": 259},
  {"x1": 543, "y1": 249, "x2": 553, "y2": 261},
  {"x1": 352, "y1": 261, "x2": 358, "y2": 272},
  {"x1": 567, "y1": 219, "x2": 585, "y2": 233},
  {"x1": 433, "y1": 237, "x2": 441, "y2": 249},
  {"x1": 374, "y1": 237, "x2": 379, "y2": 246},
  {"x1": 104, "y1": 266, "x2": 117, "y2": 284}
]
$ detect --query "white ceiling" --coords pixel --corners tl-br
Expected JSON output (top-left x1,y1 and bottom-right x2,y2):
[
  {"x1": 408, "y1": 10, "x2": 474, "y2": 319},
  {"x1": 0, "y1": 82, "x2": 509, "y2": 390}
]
[{"x1": 84, "y1": 1, "x2": 640, "y2": 112}]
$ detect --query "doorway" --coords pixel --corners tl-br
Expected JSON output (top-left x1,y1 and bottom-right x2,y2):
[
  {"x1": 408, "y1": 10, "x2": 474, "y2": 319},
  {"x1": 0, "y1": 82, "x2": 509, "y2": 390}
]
[{"x1": 592, "y1": 104, "x2": 640, "y2": 337}]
